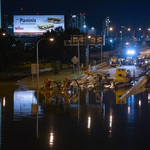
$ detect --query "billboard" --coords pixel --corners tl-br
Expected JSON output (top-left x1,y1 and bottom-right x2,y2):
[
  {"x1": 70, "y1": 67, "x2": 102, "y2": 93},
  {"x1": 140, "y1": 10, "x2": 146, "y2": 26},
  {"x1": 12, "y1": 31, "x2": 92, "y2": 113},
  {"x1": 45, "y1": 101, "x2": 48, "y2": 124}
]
[{"x1": 13, "y1": 15, "x2": 65, "y2": 35}]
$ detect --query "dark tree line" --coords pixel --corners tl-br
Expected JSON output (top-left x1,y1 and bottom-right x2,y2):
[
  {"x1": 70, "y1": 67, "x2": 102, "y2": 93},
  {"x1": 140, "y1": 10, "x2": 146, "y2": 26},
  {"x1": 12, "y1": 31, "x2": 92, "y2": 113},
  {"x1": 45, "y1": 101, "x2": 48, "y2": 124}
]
[{"x1": 0, "y1": 27, "x2": 86, "y2": 70}]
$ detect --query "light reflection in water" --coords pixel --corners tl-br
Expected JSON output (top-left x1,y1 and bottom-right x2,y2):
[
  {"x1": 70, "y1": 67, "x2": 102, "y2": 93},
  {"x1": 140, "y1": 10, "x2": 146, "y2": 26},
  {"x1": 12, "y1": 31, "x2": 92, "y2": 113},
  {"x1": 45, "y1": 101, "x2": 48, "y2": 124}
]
[
  {"x1": 148, "y1": 93, "x2": 150, "y2": 103},
  {"x1": 87, "y1": 117, "x2": 91, "y2": 129},
  {"x1": 3, "y1": 97, "x2": 5, "y2": 107},
  {"x1": 128, "y1": 106, "x2": 130, "y2": 114},
  {"x1": 49, "y1": 133, "x2": 54, "y2": 147},
  {"x1": 148, "y1": 93, "x2": 150, "y2": 100},
  {"x1": 109, "y1": 110, "x2": 113, "y2": 138},
  {"x1": 139, "y1": 100, "x2": 141, "y2": 107},
  {"x1": 109, "y1": 116, "x2": 112, "y2": 127},
  {"x1": 13, "y1": 91, "x2": 42, "y2": 117}
]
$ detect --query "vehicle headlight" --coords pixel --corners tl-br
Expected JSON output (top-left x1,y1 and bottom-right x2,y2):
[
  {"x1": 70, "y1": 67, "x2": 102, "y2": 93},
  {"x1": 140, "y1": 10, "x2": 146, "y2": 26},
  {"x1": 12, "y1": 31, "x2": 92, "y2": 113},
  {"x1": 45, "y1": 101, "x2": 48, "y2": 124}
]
[
  {"x1": 145, "y1": 61, "x2": 148, "y2": 63},
  {"x1": 131, "y1": 50, "x2": 135, "y2": 54},
  {"x1": 127, "y1": 50, "x2": 131, "y2": 54}
]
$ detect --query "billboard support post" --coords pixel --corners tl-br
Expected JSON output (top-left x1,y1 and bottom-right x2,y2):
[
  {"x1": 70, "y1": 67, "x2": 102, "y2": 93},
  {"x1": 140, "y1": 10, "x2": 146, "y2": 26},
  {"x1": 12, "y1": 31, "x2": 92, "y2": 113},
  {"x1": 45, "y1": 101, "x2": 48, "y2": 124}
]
[{"x1": 36, "y1": 40, "x2": 40, "y2": 90}]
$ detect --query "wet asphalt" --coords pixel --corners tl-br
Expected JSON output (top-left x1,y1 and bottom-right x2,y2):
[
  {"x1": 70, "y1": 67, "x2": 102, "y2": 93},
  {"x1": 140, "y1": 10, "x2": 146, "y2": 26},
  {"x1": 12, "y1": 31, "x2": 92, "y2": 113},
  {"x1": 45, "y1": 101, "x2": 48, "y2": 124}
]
[{"x1": 0, "y1": 79, "x2": 150, "y2": 150}]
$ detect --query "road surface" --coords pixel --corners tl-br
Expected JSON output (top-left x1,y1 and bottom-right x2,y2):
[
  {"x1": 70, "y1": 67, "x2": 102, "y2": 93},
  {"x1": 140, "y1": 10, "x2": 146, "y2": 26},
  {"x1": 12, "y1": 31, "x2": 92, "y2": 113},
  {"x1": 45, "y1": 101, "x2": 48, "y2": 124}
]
[{"x1": 95, "y1": 65, "x2": 143, "y2": 78}]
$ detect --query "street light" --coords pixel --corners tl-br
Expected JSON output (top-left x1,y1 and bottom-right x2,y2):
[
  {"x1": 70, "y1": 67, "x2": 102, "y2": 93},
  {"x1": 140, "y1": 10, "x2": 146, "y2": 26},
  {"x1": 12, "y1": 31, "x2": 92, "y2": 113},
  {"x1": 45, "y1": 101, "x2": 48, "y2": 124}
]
[
  {"x1": 85, "y1": 36, "x2": 91, "y2": 68},
  {"x1": 101, "y1": 27, "x2": 113, "y2": 35},
  {"x1": 143, "y1": 28, "x2": 150, "y2": 37},
  {"x1": 116, "y1": 30, "x2": 121, "y2": 48},
  {"x1": 109, "y1": 27, "x2": 113, "y2": 31},
  {"x1": 36, "y1": 38, "x2": 54, "y2": 89},
  {"x1": 78, "y1": 36, "x2": 91, "y2": 74},
  {"x1": 133, "y1": 28, "x2": 141, "y2": 37},
  {"x1": 120, "y1": 28, "x2": 130, "y2": 47},
  {"x1": 101, "y1": 27, "x2": 113, "y2": 63}
]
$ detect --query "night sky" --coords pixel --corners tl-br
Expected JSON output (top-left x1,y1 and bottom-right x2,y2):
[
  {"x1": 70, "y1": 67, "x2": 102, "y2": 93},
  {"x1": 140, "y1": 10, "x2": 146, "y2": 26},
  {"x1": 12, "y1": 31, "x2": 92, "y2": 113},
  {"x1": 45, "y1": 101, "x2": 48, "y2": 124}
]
[{"x1": 2, "y1": 0, "x2": 150, "y2": 33}]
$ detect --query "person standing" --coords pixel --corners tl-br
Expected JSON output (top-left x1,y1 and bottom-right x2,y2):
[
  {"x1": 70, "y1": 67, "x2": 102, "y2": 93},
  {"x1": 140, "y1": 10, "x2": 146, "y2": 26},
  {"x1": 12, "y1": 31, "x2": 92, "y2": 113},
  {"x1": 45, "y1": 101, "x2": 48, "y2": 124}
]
[{"x1": 133, "y1": 70, "x2": 135, "y2": 82}]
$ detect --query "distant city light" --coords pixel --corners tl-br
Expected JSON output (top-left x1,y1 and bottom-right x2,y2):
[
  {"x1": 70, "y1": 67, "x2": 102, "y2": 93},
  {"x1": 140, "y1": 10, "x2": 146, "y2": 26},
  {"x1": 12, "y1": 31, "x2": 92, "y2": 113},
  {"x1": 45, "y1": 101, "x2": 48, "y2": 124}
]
[
  {"x1": 91, "y1": 27, "x2": 94, "y2": 30},
  {"x1": 128, "y1": 28, "x2": 131, "y2": 31},
  {"x1": 72, "y1": 15, "x2": 76, "y2": 17},
  {"x1": 139, "y1": 28, "x2": 141, "y2": 30},
  {"x1": 110, "y1": 39, "x2": 113, "y2": 42},
  {"x1": 109, "y1": 27, "x2": 113, "y2": 31},
  {"x1": 83, "y1": 25, "x2": 86, "y2": 28},
  {"x1": 88, "y1": 36, "x2": 91, "y2": 39}
]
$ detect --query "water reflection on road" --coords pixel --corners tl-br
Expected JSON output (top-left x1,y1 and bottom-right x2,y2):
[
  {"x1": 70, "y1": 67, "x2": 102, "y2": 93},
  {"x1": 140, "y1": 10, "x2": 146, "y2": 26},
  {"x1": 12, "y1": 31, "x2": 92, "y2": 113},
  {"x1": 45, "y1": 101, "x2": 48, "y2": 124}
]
[{"x1": 0, "y1": 84, "x2": 150, "y2": 149}]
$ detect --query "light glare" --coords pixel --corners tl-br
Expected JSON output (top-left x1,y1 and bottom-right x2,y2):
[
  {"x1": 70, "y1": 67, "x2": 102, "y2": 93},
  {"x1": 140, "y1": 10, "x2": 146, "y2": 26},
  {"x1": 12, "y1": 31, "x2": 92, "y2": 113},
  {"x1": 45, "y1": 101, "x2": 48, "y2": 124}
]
[{"x1": 50, "y1": 38, "x2": 54, "y2": 41}]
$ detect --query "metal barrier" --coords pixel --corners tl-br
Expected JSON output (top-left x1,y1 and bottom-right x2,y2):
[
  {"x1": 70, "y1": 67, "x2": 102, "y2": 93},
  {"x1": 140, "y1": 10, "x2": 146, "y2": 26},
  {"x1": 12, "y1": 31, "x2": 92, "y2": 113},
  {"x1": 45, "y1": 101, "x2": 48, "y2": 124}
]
[{"x1": 88, "y1": 61, "x2": 109, "y2": 72}]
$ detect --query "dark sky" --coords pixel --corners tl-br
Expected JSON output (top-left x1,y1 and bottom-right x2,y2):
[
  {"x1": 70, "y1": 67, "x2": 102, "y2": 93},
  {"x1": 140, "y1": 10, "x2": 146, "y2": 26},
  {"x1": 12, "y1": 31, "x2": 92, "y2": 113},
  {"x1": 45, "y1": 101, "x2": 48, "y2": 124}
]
[{"x1": 2, "y1": 0, "x2": 150, "y2": 33}]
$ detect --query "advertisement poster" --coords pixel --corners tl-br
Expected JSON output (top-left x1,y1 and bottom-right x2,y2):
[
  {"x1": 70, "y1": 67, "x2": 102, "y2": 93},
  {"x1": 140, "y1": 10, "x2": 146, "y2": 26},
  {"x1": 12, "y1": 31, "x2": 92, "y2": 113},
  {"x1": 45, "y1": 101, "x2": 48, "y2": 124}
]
[{"x1": 14, "y1": 15, "x2": 65, "y2": 35}]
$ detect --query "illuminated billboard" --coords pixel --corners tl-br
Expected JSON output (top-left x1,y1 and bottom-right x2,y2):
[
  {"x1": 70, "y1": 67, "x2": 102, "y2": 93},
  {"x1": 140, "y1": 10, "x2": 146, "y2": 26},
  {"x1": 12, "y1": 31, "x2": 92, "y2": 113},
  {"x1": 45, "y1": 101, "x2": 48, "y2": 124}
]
[{"x1": 13, "y1": 15, "x2": 65, "y2": 35}]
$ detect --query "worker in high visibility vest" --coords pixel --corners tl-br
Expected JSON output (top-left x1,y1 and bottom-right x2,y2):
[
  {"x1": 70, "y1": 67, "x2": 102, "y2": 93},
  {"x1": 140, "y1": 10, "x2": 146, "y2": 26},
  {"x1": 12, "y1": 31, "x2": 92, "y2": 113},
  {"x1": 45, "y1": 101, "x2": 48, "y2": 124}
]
[{"x1": 133, "y1": 70, "x2": 135, "y2": 82}]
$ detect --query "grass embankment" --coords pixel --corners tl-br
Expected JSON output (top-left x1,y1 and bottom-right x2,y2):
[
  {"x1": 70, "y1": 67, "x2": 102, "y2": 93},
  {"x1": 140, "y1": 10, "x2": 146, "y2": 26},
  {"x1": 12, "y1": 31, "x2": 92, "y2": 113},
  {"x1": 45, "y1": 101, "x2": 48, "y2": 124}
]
[
  {"x1": 0, "y1": 63, "x2": 74, "y2": 79},
  {"x1": 20, "y1": 68, "x2": 84, "y2": 90}
]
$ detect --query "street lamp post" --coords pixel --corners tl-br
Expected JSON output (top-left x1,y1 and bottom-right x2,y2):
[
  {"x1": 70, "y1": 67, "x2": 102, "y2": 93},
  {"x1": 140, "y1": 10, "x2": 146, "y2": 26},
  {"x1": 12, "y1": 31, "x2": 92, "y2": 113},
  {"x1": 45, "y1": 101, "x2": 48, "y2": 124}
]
[
  {"x1": 101, "y1": 27, "x2": 113, "y2": 63},
  {"x1": 36, "y1": 38, "x2": 54, "y2": 89},
  {"x1": 85, "y1": 36, "x2": 91, "y2": 68},
  {"x1": 133, "y1": 28, "x2": 141, "y2": 37},
  {"x1": 116, "y1": 30, "x2": 121, "y2": 49},
  {"x1": 120, "y1": 28, "x2": 130, "y2": 48},
  {"x1": 143, "y1": 28, "x2": 150, "y2": 37}
]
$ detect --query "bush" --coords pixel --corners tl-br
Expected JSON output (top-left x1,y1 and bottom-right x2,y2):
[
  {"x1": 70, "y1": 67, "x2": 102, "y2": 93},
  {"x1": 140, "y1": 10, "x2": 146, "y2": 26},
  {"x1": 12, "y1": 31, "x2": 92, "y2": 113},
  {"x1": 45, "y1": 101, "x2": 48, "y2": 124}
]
[{"x1": 51, "y1": 60, "x2": 61, "y2": 74}]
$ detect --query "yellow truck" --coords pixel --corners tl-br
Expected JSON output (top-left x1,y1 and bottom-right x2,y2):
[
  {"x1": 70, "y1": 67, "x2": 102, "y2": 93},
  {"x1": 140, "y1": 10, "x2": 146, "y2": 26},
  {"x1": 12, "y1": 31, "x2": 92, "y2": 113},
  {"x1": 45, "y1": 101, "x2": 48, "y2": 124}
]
[{"x1": 109, "y1": 56, "x2": 120, "y2": 67}]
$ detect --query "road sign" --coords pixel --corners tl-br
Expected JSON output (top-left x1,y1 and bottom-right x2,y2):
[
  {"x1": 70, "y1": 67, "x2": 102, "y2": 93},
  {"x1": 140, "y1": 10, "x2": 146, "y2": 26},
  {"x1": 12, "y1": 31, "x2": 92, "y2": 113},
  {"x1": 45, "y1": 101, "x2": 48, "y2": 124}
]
[
  {"x1": 64, "y1": 35, "x2": 104, "y2": 46},
  {"x1": 71, "y1": 56, "x2": 79, "y2": 64}
]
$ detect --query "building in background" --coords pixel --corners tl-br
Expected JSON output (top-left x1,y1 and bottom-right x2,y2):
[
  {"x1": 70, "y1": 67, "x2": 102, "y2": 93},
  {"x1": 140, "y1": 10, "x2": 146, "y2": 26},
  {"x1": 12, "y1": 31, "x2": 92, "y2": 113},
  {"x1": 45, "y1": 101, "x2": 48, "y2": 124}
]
[
  {"x1": 79, "y1": 13, "x2": 86, "y2": 32},
  {"x1": 68, "y1": 13, "x2": 86, "y2": 32},
  {"x1": 69, "y1": 14, "x2": 79, "y2": 29},
  {"x1": 103, "y1": 17, "x2": 111, "y2": 36},
  {"x1": 2, "y1": 14, "x2": 8, "y2": 30},
  {"x1": 88, "y1": 27, "x2": 96, "y2": 35}
]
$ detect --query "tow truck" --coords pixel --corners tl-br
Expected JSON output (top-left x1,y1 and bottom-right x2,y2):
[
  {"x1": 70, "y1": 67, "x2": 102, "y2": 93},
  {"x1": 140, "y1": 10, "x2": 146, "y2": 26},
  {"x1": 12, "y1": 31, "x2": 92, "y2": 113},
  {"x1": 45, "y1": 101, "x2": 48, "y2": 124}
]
[
  {"x1": 135, "y1": 58, "x2": 145, "y2": 68},
  {"x1": 109, "y1": 56, "x2": 121, "y2": 67}
]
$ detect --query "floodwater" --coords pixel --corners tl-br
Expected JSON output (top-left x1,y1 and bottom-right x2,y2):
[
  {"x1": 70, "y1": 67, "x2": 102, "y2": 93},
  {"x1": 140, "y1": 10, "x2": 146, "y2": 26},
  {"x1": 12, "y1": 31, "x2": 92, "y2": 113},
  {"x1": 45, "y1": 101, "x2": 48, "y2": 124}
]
[{"x1": 0, "y1": 81, "x2": 150, "y2": 150}]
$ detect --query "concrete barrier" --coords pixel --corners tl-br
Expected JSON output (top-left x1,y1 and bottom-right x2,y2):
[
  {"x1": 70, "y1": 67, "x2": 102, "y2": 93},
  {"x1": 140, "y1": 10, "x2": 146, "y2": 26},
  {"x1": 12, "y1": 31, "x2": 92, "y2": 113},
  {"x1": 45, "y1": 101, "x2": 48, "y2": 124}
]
[
  {"x1": 88, "y1": 61, "x2": 109, "y2": 72},
  {"x1": 120, "y1": 74, "x2": 149, "y2": 99}
]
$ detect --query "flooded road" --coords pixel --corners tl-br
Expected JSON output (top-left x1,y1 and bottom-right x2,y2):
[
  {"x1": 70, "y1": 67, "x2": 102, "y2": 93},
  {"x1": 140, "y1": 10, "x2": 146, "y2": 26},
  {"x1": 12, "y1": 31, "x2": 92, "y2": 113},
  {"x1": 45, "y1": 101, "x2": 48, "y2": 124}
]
[{"x1": 0, "y1": 81, "x2": 150, "y2": 150}]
